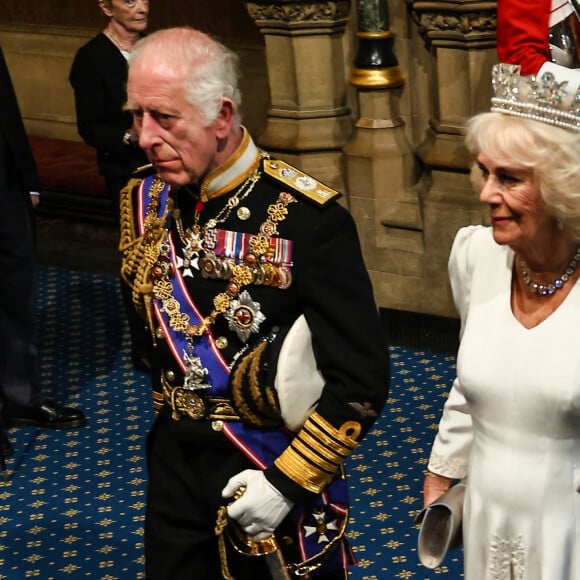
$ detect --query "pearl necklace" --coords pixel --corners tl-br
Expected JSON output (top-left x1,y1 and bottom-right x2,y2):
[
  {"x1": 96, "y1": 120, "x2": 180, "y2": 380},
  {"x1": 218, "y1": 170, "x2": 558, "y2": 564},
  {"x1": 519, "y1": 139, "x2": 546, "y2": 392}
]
[{"x1": 519, "y1": 247, "x2": 580, "y2": 296}]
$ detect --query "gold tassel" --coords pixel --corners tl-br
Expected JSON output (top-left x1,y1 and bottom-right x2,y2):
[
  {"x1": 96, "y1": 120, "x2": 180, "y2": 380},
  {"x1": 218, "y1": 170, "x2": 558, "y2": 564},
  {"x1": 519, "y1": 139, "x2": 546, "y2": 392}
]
[{"x1": 215, "y1": 506, "x2": 236, "y2": 580}]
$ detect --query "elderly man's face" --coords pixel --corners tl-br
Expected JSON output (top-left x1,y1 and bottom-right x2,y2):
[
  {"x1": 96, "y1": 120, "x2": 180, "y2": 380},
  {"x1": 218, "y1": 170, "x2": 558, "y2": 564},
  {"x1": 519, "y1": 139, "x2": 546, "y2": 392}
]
[{"x1": 127, "y1": 59, "x2": 223, "y2": 188}]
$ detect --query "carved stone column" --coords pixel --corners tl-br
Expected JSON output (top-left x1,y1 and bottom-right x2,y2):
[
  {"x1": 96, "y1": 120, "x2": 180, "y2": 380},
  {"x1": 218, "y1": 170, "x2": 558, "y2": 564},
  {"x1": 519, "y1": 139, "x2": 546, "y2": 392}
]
[
  {"x1": 343, "y1": 0, "x2": 422, "y2": 259},
  {"x1": 411, "y1": 1, "x2": 497, "y2": 174},
  {"x1": 244, "y1": 1, "x2": 352, "y2": 189},
  {"x1": 410, "y1": 1, "x2": 497, "y2": 202},
  {"x1": 346, "y1": 1, "x2": 497, "y2": 316},
  {"x1": 406, "y1": 1, "x2": 496, "y2": 314}
]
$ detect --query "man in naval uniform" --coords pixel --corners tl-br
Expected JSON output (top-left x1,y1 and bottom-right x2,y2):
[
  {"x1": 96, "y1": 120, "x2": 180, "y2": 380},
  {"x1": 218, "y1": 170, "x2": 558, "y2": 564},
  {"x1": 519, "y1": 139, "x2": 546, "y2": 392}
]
[
  {"x1": 497, "y1": 0, "x2": 580, "y2": 86},
  {"x1": 120, "y1": 27, "x2": 389, "y2": 579}
]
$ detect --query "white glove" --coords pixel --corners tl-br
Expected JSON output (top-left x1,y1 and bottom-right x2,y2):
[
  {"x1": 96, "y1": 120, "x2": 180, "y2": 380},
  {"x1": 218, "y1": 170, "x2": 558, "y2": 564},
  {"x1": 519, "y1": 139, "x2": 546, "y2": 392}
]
[{"x1": 221, "y1": 469, "x2": 294, "y2": 541}]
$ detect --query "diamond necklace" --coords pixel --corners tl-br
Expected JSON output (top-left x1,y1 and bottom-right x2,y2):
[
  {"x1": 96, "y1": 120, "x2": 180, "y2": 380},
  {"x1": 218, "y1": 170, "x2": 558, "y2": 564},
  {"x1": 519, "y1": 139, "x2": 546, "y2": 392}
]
[{"x1": 519, "y1": 247, "x2": 580, "y2": 296}]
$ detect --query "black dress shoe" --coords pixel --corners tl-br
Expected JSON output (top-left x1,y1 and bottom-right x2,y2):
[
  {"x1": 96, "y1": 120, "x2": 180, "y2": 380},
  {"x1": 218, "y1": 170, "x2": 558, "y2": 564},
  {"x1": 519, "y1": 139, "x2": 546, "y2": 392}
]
[
  {"x1": 7, "y1": 400, "x2": 87, "y2": 429},
  {"x1": 0, "y1": 430, "x2": 14, "y2": 457}
]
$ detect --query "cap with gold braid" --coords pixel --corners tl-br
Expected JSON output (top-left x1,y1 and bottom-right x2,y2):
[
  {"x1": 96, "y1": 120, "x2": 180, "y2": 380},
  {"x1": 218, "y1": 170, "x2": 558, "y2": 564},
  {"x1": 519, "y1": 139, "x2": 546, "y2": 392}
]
[
  {"x1": 490, "y1": 62, "x2": 580, "y2": 132},
  {"x1": 274, "y1": 411, "x2": 362, "y2": 495}
]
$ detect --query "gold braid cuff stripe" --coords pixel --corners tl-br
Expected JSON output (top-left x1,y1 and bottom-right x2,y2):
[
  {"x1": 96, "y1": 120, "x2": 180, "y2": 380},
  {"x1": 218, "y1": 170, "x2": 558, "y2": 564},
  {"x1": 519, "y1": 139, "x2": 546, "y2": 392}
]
[
  {"x1": 298, "y1": 428, "x2": 350, "y2": 462},
  {"x1": 290, "y1": 439, "x2": 340, "y2": 474},
  {"x1": 274, "y1": 411, "x2": 361, "y2": 494}
]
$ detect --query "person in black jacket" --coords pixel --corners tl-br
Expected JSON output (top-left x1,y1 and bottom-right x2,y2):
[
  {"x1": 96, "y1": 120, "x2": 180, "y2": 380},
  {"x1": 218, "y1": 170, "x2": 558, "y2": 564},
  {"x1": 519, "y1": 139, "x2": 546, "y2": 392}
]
[
  {"x1": 69, "y1": 0, "x2": 151, "y2": 372},
  {"x1": 0, "y1": 45, "x2": 87, "y2": 456},
  {"x1": 121, "y1": 27, "x2": 390, "y2": 579}
]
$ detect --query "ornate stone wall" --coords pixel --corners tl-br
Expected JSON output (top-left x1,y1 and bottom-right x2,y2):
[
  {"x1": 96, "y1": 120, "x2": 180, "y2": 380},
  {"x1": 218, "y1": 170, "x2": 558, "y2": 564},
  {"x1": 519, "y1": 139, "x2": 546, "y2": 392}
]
[
  {"x1": 245, "y1": 1, "x2": 354, "y2": 190},
  {"x1": 244, "y1": 0, "x2": 497, "y2": 317}
]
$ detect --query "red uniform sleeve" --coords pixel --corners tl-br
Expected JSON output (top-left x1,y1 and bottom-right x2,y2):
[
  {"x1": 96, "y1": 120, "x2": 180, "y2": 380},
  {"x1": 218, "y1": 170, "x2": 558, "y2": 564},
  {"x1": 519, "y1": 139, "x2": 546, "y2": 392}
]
[{"x1": 496, "y1": 0, "x2": 552, "y2": 75}]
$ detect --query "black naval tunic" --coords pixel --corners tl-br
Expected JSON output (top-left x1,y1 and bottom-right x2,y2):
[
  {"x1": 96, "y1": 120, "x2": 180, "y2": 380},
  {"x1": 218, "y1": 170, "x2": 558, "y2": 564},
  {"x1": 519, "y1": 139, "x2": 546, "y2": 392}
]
[{"x1": 120, "y1": 130, "x2": 390, "y2": 579}]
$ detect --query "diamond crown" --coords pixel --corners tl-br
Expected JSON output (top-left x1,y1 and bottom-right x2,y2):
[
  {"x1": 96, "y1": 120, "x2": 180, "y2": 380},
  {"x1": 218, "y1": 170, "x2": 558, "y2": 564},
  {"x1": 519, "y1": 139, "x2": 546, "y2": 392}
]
[{"x1": 491, "y1": 63, "x2": 580, "y2": 132}]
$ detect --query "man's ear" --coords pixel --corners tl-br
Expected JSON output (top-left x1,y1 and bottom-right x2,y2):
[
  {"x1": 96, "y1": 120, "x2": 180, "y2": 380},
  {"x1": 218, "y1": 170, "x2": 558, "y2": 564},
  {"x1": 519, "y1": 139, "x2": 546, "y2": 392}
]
[{"x1": 215, "y1": 98, "x2": 235, "y2": 138}]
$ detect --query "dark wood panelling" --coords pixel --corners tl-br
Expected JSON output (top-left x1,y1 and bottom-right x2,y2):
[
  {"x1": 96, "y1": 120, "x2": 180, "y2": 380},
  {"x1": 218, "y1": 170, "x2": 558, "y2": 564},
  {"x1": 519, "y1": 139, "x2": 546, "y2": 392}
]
[
  {"x1": 0, "y1": 0, "x2": 262, "y2": 45},
  {"x1": 1, "y1": 1, "x2": 108, "y2": 28}
]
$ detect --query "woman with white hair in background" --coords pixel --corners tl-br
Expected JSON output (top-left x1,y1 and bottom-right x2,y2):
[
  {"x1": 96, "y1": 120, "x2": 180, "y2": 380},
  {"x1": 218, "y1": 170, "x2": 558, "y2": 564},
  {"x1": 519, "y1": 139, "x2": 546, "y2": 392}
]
[{"x1": 69, "y1": 0, "x2": 152, "y2": 373}]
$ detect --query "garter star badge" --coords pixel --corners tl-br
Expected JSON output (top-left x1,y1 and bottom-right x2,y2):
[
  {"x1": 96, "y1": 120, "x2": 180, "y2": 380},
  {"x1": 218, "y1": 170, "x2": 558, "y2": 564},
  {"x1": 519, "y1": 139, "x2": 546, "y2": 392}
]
[{"x1": 224, "y1": 290, "x2": 266, "y2": 342}]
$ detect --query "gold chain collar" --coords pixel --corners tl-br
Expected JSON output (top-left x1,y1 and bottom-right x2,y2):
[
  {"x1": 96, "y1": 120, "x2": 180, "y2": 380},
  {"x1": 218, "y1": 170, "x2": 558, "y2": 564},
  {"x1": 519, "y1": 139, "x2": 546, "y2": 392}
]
[
  {"x1": 174, "y1": 167, "x2": 262, "y2": 249},
  {"x1": 142, "y1": 179, "x2": 297, "y2": 342}
]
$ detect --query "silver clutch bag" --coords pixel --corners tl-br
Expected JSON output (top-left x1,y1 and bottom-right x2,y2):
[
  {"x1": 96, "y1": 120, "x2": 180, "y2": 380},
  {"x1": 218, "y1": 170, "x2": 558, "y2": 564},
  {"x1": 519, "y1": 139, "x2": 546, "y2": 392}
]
[{"x1": 415, "y1": 482, "x2": 465, "y2": 569}]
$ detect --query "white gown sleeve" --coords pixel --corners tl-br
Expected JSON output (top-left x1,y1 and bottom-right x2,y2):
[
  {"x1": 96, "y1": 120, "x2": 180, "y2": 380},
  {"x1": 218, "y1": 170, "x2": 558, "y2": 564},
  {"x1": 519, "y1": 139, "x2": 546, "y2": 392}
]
[{"x1": 427, "y1": 226, "x2": 483, "y2": 479}]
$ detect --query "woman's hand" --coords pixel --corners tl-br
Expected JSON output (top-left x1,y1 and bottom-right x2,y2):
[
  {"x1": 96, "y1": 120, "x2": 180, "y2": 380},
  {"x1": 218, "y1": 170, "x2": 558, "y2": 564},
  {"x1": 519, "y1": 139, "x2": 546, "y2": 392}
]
[{"x1": 422, "y1": 472, "x2": 453, "y2": 507}]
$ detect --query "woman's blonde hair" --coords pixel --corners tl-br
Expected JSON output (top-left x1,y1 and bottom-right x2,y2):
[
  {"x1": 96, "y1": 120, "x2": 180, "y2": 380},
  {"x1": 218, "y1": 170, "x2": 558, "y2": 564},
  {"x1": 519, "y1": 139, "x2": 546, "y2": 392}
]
[{"x1": 465, "y1": 112, "x2": 580, "y2": 241}]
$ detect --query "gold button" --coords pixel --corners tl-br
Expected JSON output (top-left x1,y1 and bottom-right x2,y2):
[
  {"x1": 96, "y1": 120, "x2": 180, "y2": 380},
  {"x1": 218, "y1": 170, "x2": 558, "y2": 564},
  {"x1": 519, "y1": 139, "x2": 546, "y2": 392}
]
[
  {"x1": 211, "y1": 420, "x2": 224, "y2": 431},
  {"x1": 165, "y1": 370, "x2": 175, "y2": 382},
  {"x1": 155, "y1": 327, "x2": 164, "y2": 340},
  {"x1": 215, "y1": 336, "x2": 228, "y2": 350},
  {"x1": 237, "y1": 206, "x2": 251, "y2": 221}
]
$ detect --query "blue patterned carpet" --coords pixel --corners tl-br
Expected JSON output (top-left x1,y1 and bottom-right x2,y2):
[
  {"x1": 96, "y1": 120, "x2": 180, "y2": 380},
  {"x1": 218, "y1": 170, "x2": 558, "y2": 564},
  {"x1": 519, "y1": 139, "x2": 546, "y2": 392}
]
[{"x1": 0, "y1": 266, "x2": 463, "y2": 579}]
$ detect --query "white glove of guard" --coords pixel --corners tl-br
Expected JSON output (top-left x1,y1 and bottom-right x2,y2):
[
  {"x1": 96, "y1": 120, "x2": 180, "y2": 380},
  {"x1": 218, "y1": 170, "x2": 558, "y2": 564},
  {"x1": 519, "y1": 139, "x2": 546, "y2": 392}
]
[{"x1": 221, "y1": 469, "x2": 294, "y2": 541}]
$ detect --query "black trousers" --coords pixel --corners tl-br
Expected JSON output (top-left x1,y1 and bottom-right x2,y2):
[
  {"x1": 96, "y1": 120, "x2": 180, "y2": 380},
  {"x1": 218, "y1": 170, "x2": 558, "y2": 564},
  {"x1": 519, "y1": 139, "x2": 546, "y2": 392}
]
[
  {"x1": 0, "y1": 181, "x2": 42, "y2": 413},
  {"x1": 145, "y1": 410, "x2": 347, "y2": 580}
]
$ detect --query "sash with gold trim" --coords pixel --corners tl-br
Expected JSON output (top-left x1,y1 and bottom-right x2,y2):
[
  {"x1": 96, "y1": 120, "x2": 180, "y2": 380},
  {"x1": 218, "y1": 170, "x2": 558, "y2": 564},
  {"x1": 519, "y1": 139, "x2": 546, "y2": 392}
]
[{"x1": 137, "y1": 174, "x2": 355, "y2": 573}]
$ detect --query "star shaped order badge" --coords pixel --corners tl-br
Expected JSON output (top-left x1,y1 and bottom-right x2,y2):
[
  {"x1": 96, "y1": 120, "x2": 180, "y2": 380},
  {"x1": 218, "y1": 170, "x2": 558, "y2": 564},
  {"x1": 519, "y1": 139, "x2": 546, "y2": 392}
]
[
  {"x1": 224, "y1": 290, "x2": 266, "y2": 342},
  {"x1": 303, "y1": 510, "x2": 339, "y2": 544}
]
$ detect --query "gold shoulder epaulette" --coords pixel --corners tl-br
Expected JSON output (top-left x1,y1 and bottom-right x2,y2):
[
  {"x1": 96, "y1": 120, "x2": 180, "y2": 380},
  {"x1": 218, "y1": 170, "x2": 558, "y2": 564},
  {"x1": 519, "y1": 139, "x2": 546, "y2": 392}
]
[{"x1": 264, "y1": 159, "x2": 341, "y2": 206}]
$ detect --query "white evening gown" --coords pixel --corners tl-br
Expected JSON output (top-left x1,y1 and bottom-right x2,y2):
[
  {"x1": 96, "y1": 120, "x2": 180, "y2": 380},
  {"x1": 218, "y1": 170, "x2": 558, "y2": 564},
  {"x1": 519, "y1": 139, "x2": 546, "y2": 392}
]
[{"x1": 428, "y1": 225, "x2": 580, "y2": 580}]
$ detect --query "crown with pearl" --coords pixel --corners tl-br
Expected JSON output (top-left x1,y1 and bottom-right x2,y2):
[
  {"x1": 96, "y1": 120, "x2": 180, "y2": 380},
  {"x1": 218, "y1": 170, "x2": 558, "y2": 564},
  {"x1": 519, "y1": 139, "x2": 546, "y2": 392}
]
[{"x1": 490, "y1": 63, "x2": 580, "y2": 132}]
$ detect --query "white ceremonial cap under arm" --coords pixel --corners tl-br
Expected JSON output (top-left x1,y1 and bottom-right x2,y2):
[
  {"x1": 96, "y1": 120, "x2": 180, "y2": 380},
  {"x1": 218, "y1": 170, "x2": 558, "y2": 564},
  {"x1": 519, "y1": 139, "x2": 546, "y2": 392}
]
[{"x1": 537, "y1": 60, "x2": 580, "y2": 95}]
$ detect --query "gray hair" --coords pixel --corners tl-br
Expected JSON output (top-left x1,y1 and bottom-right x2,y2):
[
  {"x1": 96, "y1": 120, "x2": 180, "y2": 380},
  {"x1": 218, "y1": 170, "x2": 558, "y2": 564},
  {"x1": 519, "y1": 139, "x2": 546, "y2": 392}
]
[
  {"x1": 466, "y1": 112, "x2": 580, "y2": 242},
  {"x1": 129, "y1": 27, "x2": 242, "y2": 129}
]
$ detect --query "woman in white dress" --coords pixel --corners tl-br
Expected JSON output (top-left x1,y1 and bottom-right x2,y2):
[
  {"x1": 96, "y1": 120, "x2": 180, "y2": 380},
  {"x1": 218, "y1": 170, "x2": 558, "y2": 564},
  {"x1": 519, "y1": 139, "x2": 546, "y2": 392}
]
[{"x1": 423, "y1": 63, "x2": 580, "y2": 579}]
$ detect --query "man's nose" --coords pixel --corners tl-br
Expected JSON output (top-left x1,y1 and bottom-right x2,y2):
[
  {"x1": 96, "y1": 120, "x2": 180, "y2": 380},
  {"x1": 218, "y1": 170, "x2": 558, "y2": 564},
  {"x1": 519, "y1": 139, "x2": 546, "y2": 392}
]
[{"x1": 137, "y1": 113, "x2": 159, "y2": 150}]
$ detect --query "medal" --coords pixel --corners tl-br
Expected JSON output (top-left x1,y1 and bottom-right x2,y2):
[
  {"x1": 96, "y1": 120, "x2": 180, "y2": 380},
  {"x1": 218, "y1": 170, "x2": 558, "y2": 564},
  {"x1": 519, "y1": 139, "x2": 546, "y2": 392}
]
[
  {"x1": 303, "y1": 509, "x2": 340, "y2": 544},
  {"x1": 224, "y1": 290, "x2": 266, "y2": 342},
  {"x1": 176, "y1": 238, "x2": 200, "y2": 277},
  {"x1": 183, "y1": 343, "x2": 212, "y2": 391}
]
